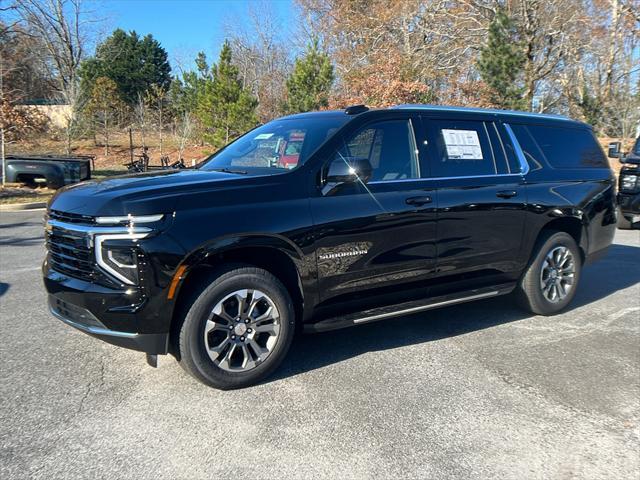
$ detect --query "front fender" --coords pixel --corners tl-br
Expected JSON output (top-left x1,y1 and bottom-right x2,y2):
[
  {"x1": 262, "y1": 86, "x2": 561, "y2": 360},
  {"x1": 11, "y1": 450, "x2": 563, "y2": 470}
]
[{"x1": 169, "y1": 233, "x2": 309, "y2": 309}]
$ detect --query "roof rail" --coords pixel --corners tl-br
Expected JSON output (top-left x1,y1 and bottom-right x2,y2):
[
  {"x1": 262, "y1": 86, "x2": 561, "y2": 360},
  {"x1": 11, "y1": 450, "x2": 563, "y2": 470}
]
[{"x1": 344, "y1": 104, "x2": 369, "y2": 115}]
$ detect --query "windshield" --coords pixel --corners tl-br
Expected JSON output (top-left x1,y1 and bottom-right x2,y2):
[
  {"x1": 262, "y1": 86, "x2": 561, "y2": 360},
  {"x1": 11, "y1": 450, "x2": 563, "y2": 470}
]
[
  {"x1": 200, "y1": 116, "x2": 348, "y2": 173},
  {"x1": 634, "y1": 137, "x2": 640, "y2": 155}
]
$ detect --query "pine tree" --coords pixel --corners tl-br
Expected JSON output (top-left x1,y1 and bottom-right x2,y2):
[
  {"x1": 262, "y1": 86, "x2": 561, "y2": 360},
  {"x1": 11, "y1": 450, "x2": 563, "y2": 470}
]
[
  {"x1": 478, "y1": 10, "x2": 526, "y2": 110},
  {"x1": 80, "y1": 29, "x2": 171, "y2": 106},
  {"x1": 196, "y1": 42, "x2": 258, "y2": 149},
  {"x1": 285, "y1": 40, "x2": 334, "y2": 113}
]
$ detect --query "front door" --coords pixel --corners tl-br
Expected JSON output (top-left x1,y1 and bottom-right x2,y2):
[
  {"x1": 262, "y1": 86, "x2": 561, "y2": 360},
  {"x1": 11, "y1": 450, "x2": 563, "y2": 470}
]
[{"x1": 310, "y1": 116, "x2": 438, "y2": 303}]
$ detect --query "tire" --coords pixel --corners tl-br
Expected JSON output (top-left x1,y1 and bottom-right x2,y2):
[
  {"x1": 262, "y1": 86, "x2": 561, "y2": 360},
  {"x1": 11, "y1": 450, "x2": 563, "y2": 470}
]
[
  {"x1": 178, "y1": 266, "x2": 295, "y2": 390},
  {"x1": 517, "y1": 231, "x2": 582, "y2": 316}
]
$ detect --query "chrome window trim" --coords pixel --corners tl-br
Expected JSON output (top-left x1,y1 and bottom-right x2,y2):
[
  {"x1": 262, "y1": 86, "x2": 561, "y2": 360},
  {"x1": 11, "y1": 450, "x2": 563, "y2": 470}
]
[
  {"x1": 368, "y1": 171, "x2": 525, "y2": 185},
  {"x1": 503, "y1": 123, "x2": 530, "y2": 175}
]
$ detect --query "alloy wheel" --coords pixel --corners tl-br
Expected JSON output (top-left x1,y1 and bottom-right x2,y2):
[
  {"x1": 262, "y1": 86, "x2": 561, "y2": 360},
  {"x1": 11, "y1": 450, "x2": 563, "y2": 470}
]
[
  {"x1": 539, "y1": 246, "x2": 575, "y2": 303},
  {"x1": 204, "y1": 289, "x2": 280, "y2": 372}
]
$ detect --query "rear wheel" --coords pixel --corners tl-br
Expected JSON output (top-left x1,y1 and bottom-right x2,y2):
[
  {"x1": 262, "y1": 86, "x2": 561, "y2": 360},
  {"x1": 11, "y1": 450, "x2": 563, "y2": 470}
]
[
  {"x1": 517, "y1": 231, "x2": 582, "y2": 315},
  {"x1": 178, "y1": 266, "x2": 295, "y2": 389}
]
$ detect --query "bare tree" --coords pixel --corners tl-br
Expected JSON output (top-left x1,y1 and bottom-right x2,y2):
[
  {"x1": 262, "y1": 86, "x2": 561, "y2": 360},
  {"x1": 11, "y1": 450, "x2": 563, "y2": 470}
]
[
  {"x1": 174, "y1": 112, "x2": 194, "y2": 165},
  {"x1": 147, "y1": 84, "x2": 168, "y2": 154},
  {"x1": 14, "y1": 0, "x2": 95, "y2": 153},
  {"x1": 225, "y1": 1, "x2": 293, "y2": 122},
  {"x1": 134, "y1": 92, "x2": 149, "y2": 150},
  {"x1": 0, "y1": 19, "x2": 48, "y2": 186}
]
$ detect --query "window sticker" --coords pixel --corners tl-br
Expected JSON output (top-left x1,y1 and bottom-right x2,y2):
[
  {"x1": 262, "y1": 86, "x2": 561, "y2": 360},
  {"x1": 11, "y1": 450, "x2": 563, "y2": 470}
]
[
  {"x1": 442, "y1": 129, "x2": 483, "y2": 160},
  {"x1": 254, "y1": 133, "x2": 274, "y2": 140}
]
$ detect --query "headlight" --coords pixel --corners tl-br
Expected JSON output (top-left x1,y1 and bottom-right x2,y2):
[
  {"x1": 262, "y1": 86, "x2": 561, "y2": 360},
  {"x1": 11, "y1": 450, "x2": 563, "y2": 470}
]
[
  {"x1": 620, "y1": 174, "x2": 639, "y2": 192},
  {"x1": 95, "y1": 233, "x2": 148, "y2": 285}
]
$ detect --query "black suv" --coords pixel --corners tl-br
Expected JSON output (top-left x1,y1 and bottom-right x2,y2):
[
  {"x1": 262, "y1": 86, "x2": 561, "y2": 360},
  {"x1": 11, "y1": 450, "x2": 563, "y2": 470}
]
[
  {"x1": 43, "y1": 105, "x2": 617, "y2": 389},
  {"x1": 609, "y1": 137, "x2": 640, "y2": 229}
]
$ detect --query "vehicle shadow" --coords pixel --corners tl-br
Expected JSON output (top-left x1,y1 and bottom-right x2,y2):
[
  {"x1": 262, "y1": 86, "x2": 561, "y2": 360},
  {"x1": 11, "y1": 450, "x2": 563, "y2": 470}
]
[
  {"x1": 270, "y1": 243, "x2": 640, "y2": 383},
  {"x1": 0, "y1": 235, "x2": 44, "y2": 247},
  {"x1": 0, "y1": 221, "x2": 41, "y2": 230}
]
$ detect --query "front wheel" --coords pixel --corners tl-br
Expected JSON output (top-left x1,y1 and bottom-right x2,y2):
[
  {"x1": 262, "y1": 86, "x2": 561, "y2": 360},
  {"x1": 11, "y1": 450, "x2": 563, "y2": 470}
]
[
  {"x1": 178, "y1": 266, "x2": 295, "y2": 390},
  {"x1": 517, "y1": 231, "x2": 582, "y2": 316}
]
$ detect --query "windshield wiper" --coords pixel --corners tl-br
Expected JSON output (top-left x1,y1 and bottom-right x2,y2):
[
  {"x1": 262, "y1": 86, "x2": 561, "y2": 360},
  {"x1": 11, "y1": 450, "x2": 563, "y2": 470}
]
[{"x1": 212, "y1": 168, "x2": 248, "y2": 175}]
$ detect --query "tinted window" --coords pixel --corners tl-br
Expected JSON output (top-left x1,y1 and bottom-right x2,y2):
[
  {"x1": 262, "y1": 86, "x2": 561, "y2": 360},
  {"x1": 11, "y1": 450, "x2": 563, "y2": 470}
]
[
  {"x1": 427, "y1": 120, "x2": 496, "y2": 177},
  {"x1": 334, "y1": 120, "x2": 419, "y2": 182},
  {"x1": 508, "y1": 124, "x2": 544, "y2": 172},
  {"x1": 527, "y1": 125, "x2": 608, "y2": 169},
  {"x1": 633, "y1": 137, "x2": 640, "y2": 155}
]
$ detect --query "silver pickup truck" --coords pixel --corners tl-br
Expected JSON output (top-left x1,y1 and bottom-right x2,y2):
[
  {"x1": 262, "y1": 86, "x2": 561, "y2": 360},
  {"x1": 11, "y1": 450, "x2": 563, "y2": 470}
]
[{"x1": 4, "y1": 154, "x2": 93, "y2": 189}]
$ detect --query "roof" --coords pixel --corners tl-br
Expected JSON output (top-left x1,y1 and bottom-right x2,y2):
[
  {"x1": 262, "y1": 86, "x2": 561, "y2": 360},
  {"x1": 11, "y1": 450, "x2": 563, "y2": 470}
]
[
  {"x1": 279, "y1": 104, "x2": 583, "y2": 127},
  {"x1": 390, "y1": 104, "x2": 575, "y2": 122},
  {"x1": 279, "y1": 110, "x2": 349, "y2": 120}
]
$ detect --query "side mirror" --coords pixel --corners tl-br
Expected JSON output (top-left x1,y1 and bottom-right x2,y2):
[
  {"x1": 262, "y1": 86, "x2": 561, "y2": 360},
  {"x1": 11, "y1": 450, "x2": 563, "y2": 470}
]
[
  {"x1": 608, "y1": 141, "x2": 622, "y2": 159},
  {"x1": 325, "y1": 157, "x2": 373, "y2": 185}
]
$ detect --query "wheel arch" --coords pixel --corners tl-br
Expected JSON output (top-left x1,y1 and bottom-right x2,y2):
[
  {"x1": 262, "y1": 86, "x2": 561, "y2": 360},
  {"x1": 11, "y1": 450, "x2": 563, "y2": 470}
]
[
  {"x1": 168, "y1": 235, "x2": 306, "y2": 355},
  {"x1": 535, "y1": 215, "x2": 587, "y2": 263}
]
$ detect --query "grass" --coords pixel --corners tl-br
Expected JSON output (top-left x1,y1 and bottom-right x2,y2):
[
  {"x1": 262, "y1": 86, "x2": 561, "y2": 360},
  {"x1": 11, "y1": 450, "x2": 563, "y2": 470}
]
[
  {"x1": 0, "y1": 186, "x2": 54, "y2": 205},
  {"x1": 0, "y1": 193, "x2": 53, "y2": 205}
]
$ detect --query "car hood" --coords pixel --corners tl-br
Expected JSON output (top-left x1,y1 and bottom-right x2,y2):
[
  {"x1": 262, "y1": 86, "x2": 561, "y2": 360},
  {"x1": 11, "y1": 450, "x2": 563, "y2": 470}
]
[{"x1": 48, "y1": 169, "x2": 271, "y2": 217}]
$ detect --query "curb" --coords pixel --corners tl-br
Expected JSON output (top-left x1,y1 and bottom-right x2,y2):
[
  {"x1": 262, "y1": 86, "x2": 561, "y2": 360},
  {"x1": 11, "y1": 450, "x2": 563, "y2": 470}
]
[{"x1": 0, "y1": 201, "x2": 47, "y2": 212}]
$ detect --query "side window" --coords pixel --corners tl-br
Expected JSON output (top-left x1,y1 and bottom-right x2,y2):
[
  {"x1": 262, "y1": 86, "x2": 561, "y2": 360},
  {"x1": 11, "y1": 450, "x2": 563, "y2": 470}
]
[
  {"x1": 527, "y1": 125, "x2": 608, "y2": 169},
  {"x1": 427, "y1": 120, "x2": 496, "y2": 177},
  {"x1": 506, "y1": 124, "x2": 544, "y2": 172},
  {"x1": 334, "y1": 120, "x2": 420, "y2": 182}
]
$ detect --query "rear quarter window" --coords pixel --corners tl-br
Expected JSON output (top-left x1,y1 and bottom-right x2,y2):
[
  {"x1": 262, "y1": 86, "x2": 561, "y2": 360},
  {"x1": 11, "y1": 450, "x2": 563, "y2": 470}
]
[{"x1": 526, "y1": 125, "x2": 608, "y2": 169}]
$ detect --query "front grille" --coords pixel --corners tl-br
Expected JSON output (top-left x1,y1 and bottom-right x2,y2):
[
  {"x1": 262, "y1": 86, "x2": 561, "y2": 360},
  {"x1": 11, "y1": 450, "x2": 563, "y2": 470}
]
[
  {"x1": 49, "y1": 209, "x2": 95, "y2": 225},
  {"x1": 46, "y1": 225, "x2": 95, "y2": 282}
]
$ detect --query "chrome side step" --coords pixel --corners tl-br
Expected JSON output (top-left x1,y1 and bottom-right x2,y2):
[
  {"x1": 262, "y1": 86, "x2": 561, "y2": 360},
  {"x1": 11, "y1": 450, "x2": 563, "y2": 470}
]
[
  {"x1": 352, "y1": 290, "x2": 500, "y2": 324},
  {"x1": 304, "y1": 283, "x2": 515, "y2": 333}
]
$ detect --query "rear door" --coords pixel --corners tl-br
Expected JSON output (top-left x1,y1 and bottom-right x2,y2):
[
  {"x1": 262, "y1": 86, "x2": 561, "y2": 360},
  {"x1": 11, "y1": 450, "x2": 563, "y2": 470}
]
[
  {"x1": 422, "y1": 116, "x2": 528, "y2": 281},
  {"x1": 310, "y1": 113, "x2": 438, "y2": 302}
]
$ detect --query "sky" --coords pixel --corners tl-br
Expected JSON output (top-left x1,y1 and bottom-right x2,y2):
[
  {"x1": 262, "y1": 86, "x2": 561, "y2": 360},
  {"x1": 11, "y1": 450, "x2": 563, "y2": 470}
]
[{"x1": 96, "y1": 0, "x2": 296, "y2": 73}]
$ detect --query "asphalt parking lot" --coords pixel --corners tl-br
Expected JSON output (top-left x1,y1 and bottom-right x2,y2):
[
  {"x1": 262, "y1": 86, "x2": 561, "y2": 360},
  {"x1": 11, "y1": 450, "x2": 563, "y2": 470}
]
[{"x1": 0, "y1": 209, "x2": 639, "y2": 479}]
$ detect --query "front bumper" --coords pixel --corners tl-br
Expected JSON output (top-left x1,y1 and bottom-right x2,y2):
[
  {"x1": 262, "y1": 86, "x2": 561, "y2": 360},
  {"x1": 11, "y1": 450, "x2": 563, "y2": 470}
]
[
  {"x1": 49, "y1": 295, "x2": 167, "y2": 353},
  {"x1": 44, "y1": 264, "x2": 169, "y2": 354}
]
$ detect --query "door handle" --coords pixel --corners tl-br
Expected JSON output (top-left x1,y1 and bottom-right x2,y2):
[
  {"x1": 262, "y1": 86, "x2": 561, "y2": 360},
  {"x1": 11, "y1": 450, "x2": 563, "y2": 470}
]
[
  {"x1": 496, "y1": 190, "x2": 518, "y2": 199},
  {"x1": 406, "y1": 195, "x2": 433, "y2": 206}
]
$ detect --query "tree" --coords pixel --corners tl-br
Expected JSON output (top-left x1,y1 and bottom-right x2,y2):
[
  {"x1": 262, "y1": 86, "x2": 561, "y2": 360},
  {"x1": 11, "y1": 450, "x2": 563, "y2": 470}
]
[
  {"x1": 0, "y1": 42, "x2": 47, "y2": 186},
  {"x1": 146, "y1": 84, "x2": 169, "y2": 154},
  {"x1": 284, "y1": 39, "x2": 333, "y2": 113},
  {"x1": 225, "y1": 1, "x2": 293, "y2": 122},
  {"x1": 14, "y1": 0, "x2": 94, "y2": 153},
  {"x1": 85, "y1": 77, "x2": 125, "y2": 156},
  {"x1": 196, "y1": 42, "x2": 258, "y2": 149},
  {"x1": 174, "y1": 111, "x2": 194, "y2": 164},
  {"x1": 133, "y1": 91, "x2": 149, "y2": 149},
  {"x1": 80, "y1": 29, "x2": 171, "y2": 106},
  {"x1": 478, "y1": 10, "x2": 526, "y2": 110}
]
